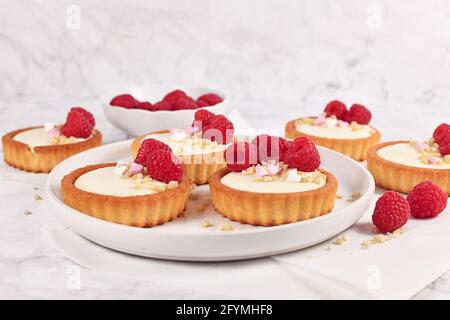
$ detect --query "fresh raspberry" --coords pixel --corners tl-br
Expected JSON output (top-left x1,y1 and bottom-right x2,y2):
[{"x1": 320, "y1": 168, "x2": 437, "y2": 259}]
[
  {"x1": 279, "y1": 138, "x2": 292, "y2": 162},
  {"x1": 173, "y1": 97, "x2": 197, "y2": 110},
  {"x1": 372, "y1": 191, "x2": 410, "y2": 233},
  {"x1": 196, "y1": 99, "x2": 209, "y2": 108},
  {"x1": 251, "y1": 135, "x2": 289, "y2": 163},
  {"x1": 192, "y1": 109, "x2": 215, "y2": 129},
  {"x1": 407, "y1": 181, "x2": 448, "y2": 219},
  {"x1": 439, "y1": 141, "x2": 450, "y2": 156},
  {"x1": 284, "y1": 137, "x2": 320, "y2": 172},
  {"x1": 135, "y1": 138, "x2": 171, "y2": 165},
  {"x1": 153, "y1": 101, "x2": 173, "y2": 111},
  {"x1": 60, "y1": 107, "x2": 95, "y2": 138},
  {"x1": 197, "y1": 93, "x2": 223, "y2": 106},
  {"x1": 225, "y1": 142, "x2": 258, "y2": 172},
  {"x1": 433, "y1": 123, "x2": 450, "y2": 145},
  {"x1": 163, "y1": 90, "x2": 188, "y2": 104},
  {"x1": 323, "y1": 100, "x2": 347, "y2": 120},
  {"x1": 145, "y1": 149, "x2": 183, "y2": 183},
  {"x1": 203, "y1": 115, "x2": 234, "y2": 144},
  {"x1": 110, "y1": 94, "x2": 139, "y2": 109},
  {"x1": 344, "y1": 104, "x2": 372, "y2": 125},
  {"x1": 135, "y1": 101, "x2": 154, "y2": 111},
  {"x1": 437, "y1": 132, "x2": 450, "y2": 156}
]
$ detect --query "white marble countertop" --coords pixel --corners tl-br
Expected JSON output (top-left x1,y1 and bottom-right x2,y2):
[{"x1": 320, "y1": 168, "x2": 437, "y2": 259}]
[{"x1": 2, "y1": 0, "x2": 450, "y2": 299}]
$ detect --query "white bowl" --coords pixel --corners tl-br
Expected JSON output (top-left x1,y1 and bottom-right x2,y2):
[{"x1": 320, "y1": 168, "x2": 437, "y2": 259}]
[
  {"x1": 46, "y1": 141, "x2": 375, "y2": 262},
  {"x1": 101, "y1": 85, "x2": 228, "y2": 136}
]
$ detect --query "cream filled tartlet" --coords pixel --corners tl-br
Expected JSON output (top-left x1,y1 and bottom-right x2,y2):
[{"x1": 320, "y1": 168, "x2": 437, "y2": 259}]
[
  {"x1": 62, "y1": 139, "x2": 190, "y2": 227},
  {"x1": 131, "y1": 110, "x2": 234, "y2": 184},
  {"x1": 285, "y1": 100, "x2": 381, "y2": 161},
  {"x1": 368, "y1": 123, "x2": 450, "y2": 195},
  {"x1": 2, "y1": 107, "x2": 102, "y2": 173},
  {"x1": 209, "y1": 135, "x2": 338, "y2": 226}
]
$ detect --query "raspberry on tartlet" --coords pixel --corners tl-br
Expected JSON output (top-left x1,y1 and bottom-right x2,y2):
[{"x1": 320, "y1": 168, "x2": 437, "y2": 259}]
[
  {"x1": 60, "y1": 107, "x2": 95, "y2": 139},
  {"x1": 324, "y1": 100, "x2": 347, "y2": 120},
  {"x1": 284, "y1": 136, "x2": 321, "y2": 172},
  {"x1": 344, "y1": 104, "x2": 372, "y2": 125}
]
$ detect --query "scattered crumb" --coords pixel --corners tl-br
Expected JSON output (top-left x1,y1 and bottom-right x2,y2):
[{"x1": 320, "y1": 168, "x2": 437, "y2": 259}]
[
  {"x1": 33, "y1": 186, "x2": 39, "y2": 190},
  {"x1": 189, "y1": 193, "x2": 200, "y2": 200},
  {"x1": 333, "y1": 235, "x2": 347, "y2": 245},
  {"x1": 201, "y1": 220, "x2": 213, "y2": 228},
  {"x1": 361, "y1": 228, "x2": 404, "y2": 249},
  {"x1": 34, "y1": 194, "x2": 42, "y2": 201},
  {"x1": 219, "y1": 223, "x2": 234, "y2": 232},
  {"x1": 335, "y1": 194, "x2": 344, "y2": 200},
  {"x1": 23, "y1": 209, "x2": 32, "y2": 215},
  {"x1": 346, "y1": 192, "x2": 361, "y2": 202}
]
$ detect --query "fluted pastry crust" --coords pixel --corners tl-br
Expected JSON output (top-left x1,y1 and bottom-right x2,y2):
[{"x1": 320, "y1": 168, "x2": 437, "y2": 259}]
[
  {"x1": 285, "y1": 119, "x2": 381, "y2": 161},
  {"x1": 2, "y1": 126, "x2": 102, "y2": 173},
  {"x1": 61, "y1": 163, "x2": 191, "y2": 227},
  {"x1": 131, "y1": 130, "x2": 226, "y2": 185},
  {"x1": 367, "y1": 141, "x2": 450, "y2": 195},
  {"x1": 209, "y1": 168, "x2": 338, "y2": 226}
]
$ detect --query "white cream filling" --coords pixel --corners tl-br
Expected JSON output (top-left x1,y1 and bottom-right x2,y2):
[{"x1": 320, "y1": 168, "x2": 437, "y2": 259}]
[
  {"x1": 378, "y1": 143, "x2": 450, "y2": 169},
  {"x1": 74, "y1": 167, "x2": 167, "y2": 197},
  {"x1": 295, "y1": 123, "x2": 373, "y2": 139},
  {"x1": 143, "y1": 132, "x2": 229, "y2": 156},
  {"x1": 221, "y1": 172, "x2": 326, "y2": 193},
  {"x1": 13, "y1": 127, "x2": 85, "y2": 148}
]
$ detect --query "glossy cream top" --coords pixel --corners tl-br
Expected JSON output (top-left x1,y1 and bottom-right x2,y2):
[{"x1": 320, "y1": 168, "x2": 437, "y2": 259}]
[
  {"x1": 221, "y1": 170, "x2": 326, "y2": 193},
  {"x1": 143, "y1": 132, "x2": 229, "y2": 156},
  {"x1": 74, "y1": 166, "x2": 167, "y2": 197},
  {"x1": 295, "y1": 122, "x2": 374, "y2": 139},
  {"x1": 378, "y1": 143, "x2": 450, "y2": 169},
  {"x1": 14, "y1": 127, "x2": 85, "y2": 148}
]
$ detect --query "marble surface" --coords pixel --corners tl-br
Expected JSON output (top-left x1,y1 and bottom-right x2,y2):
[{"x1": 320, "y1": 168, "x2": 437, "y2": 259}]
[{"x1": 1, "y1": 0, "x2": 450, "y2": 299}]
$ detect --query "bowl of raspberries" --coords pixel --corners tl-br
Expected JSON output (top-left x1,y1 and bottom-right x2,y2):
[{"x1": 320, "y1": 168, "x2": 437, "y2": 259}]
[{"x1": 102, "y1": 85, "x2": 228, "y2": 136}]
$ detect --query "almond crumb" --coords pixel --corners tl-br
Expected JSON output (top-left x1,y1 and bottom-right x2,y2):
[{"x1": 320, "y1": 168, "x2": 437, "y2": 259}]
[
  {"x1": 333, "y1": 235, "x2": 346, "y2": 245},
  {"x1": 335, "y1": 194, "x2": 344, "y2": 200},
  {"x1": 201, "y1": 220, "x2": 213, "y2": 228},
  {"x1": 23, "y1": 209, "x2": 32, "y2": 215},
  {"x1": 34, "y1": 194, "x2": 42, "y2": 201},
  {"x1": 219, "y1": 223, "x2": 234, "y2": 232},
  {"x1": 361, "y1": 227, "x2": 404, "y2": 249}
]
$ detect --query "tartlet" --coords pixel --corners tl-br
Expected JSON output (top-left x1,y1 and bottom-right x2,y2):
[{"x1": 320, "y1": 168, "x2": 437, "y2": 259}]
[
  {"x1": 285, "y1": 101, "x2": 380, "y2": 161},
  {"x1": 368, "y1": 140, "x2": 450, "y2": 195},
  {"x1": 2, "y1": 108, "x2": 102, "y2": 173},
  {"x1": 209, "y1": 167, "x2": 338, "y2": 226},
  {"x1": 61, "y1": 162, "x2": 190, "y2": 227},
  {"x1": 131, "y1": 110, "x2": 233, "y2": 184},
  {"x1": 209, "y1": 136, "x2": 338, "y2": 226}
]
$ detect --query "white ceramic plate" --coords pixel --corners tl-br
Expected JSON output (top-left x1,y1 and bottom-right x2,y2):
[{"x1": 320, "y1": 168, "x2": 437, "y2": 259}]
[
  {"x1": 46, "y1": 141, "x2": 374, "y2": 261},
  {"x1": 102, "y1": 85, "x2": 228, "y2": 136}
]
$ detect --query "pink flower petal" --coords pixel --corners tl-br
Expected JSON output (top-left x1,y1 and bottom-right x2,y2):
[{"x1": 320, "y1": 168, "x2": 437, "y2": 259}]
[
  {"x1": 255, "y1": 165, "x2": 269, "y2": 178},
  {"x1": 185, "y1": 126, "x2": 200, "y2": 134},
  {"x1": 338, "y1": 120, "x2": 349, "y2": 127},
  {"x1": 129, "y1": 163, "x2": 143, "y2": 175},
  {"x1": 314, "y1": 115, "x2": 326, "y2": 125},
  {"x1": 267, "y1": 164, "x2": 281, "y2": 175}
]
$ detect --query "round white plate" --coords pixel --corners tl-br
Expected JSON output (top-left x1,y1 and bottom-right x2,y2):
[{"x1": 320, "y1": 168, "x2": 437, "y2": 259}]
[
  {"x1": 101, "y1": 85, "x2": 228, "y2": 136},
  {"x1": 46, "y1": 141, "x2": 374, "y2": 261}
]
